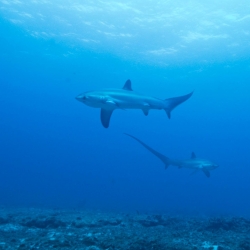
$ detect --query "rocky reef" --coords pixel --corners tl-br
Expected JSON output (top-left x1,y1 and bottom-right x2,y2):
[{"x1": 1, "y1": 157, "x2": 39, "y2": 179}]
[{"x1": 0, "y1": 207, "x2": 250, "y2": 249}]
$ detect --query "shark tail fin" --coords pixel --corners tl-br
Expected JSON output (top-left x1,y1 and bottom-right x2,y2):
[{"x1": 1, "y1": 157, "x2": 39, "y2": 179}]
[
  {"x1": 124, "y1": 133, "x2": 171, "y2": 169},
  {"x1": 164, "y1": 91, "x2": 193, "y2": 119}
]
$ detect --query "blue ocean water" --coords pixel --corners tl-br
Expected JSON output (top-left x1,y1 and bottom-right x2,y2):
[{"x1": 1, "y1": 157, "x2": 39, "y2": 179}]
[{"x1": 0, "y1": 1, "x2": 250, "y2": 217}]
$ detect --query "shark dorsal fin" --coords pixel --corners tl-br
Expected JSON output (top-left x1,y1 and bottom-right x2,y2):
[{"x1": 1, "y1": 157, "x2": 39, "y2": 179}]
[
  {"x1": 191, "y1": 152, "x2": 196, "y2": 159},
  {"x1": 122, "y1": 79, "x2": 133, "y2": 91}
]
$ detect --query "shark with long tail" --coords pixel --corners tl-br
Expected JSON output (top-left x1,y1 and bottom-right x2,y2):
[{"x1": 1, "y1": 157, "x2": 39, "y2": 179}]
[
  {"x1": 124, "y1": 133, "x2": 218, "y2": 177},
  {"x1": 76, "y1": 79, "x2": 193, "y2": 128}
]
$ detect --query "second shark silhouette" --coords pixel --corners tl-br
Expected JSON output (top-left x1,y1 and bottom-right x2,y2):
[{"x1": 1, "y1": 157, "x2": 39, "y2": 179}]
[{"x1": 124, "y1": 133, "x2": 218, "y2": 177}]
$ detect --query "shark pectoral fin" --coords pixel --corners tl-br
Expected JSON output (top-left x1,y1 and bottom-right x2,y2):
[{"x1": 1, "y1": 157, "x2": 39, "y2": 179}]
[
  {"x1": 202, "y1": 169, "x2": 210, "y2": 178},
  {"x1": 100, "y1": 109, "x2": 114, "y2": 128},
  {"x1": 142, "y1": 109, "x2": 149, "y2": 116}
]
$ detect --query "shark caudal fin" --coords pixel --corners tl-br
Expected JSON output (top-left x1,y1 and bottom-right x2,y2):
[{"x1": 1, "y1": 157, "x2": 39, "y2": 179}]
[
  {"x1": 124, "y1": 133, "x2": 171, "y2": 169},
  {"x1": 164, "y1": 91, "x2": 193, "y2": 119},
  {"x1": 100, "y1": 109, "x2": 114, "y2": 128}
]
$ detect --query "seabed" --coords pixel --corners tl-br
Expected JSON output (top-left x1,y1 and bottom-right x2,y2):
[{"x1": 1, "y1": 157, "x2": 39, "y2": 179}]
[{"x1": 0, "y1": 207, "x2": 250, "y2": 249}]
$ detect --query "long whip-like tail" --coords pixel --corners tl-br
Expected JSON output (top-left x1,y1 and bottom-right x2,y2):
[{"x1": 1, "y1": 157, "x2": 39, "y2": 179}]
[{"x1": 124, "y1": 133, "x2": 170, "y2": 169}]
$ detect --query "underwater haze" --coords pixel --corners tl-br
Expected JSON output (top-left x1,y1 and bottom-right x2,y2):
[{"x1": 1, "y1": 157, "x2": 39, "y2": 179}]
[{"x1": 1, "y1": 0, "x2": 250, "y2": 216}]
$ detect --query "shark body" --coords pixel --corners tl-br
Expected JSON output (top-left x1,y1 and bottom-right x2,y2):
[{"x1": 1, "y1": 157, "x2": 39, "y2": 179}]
[
  {"x1": 124, "y1": 133, "x2": 218, "y2": 177},
  {"x1": 76, "y1": 80, "x2": 193, "y2": 128}
]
